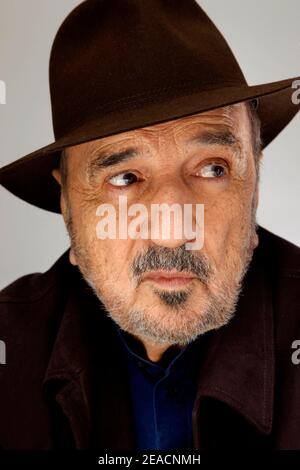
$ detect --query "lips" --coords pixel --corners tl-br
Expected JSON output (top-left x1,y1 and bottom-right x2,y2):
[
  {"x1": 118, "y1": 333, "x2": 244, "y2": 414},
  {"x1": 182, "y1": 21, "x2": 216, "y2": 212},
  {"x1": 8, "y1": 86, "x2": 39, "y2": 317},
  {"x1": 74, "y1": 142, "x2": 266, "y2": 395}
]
[{"x1": 141, "y1": 271, "x2": 197, "y2": 287}]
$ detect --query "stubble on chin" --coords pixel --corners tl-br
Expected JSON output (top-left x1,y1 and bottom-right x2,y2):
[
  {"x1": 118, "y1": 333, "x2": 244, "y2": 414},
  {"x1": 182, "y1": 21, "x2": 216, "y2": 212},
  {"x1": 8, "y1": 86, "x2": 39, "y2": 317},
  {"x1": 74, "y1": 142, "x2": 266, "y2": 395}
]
[{"x1": 64, "y1": 196, "x2": 259, "y2": 346}]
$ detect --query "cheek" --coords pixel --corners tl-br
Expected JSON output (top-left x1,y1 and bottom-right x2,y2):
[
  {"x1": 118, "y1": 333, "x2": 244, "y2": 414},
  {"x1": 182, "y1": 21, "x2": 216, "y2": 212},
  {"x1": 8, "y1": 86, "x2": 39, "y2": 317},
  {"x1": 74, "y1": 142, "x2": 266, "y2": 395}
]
[
  {"x1": 202, "y1": 182, "x2": 256, "y2": 259},
  {"x1": 82, "y1": 219, "x2": 136, "y2": 281},
  {"x1": 205, "y1": 173, "x2": 255, "y2": 222},
  {"x1": 75, "y1": 205, "x2": 100, "y2": 247},
  {"x1": 93, "y1": 240, "x2": 139, "y2": 297},
  {"x1": 69, "y1": 192, "x2": 138, "y2": 279}
]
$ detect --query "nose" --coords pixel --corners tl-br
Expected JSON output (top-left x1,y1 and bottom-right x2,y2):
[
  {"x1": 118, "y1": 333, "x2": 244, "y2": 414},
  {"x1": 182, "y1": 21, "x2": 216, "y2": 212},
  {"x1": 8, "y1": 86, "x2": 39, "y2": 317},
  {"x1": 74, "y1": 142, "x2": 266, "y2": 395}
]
[{"x1": 147, "y1": 180, "x2": 200, "y2": 249}]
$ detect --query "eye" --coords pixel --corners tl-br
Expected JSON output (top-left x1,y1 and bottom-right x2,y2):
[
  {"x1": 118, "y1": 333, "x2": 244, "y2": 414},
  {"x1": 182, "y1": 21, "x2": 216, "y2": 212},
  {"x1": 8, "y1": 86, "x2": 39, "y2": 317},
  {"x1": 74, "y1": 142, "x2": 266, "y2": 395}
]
[
  {"x1": 108, "y1": 171, "x2": 139, "y2": 187},
  {"x1": 195, "y1": 162, "x2": 227, "y2": 178}
]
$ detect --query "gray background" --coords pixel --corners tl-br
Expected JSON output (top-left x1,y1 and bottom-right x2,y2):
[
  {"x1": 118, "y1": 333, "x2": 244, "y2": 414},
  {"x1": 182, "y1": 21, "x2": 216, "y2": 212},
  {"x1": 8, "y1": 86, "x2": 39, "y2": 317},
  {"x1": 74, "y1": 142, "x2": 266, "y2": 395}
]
[{"x1": 0, "y1": 0, "x2": 299, "y2": 289}]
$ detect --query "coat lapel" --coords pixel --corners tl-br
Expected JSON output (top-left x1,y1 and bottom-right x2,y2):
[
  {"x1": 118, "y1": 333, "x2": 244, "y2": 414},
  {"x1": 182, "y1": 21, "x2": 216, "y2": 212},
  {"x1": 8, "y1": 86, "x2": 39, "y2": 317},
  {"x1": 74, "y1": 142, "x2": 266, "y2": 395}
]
[
  {"x1": 192, "y1": 241, "x2": 275, "y2": 447},
  {"x1": 43, "y1": 265, "x2": 136, "y2": 449}
]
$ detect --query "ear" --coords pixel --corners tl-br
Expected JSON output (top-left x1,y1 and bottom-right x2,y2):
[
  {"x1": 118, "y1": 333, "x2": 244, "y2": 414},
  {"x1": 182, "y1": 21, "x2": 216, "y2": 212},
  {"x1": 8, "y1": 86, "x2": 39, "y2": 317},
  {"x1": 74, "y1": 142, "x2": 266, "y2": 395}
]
[
  {"x1": 252, "y1": 187, "x2": 260, "y2": 250},
  {"x1": 51, "y1": 169, "x2": 78, "y2": 267},
  {"x1": 52, "y1": 168, "x2": 61, "y2": 185},
  {"x1": 254, "y1": 183, "x2": 259, "y2": 211},
  {"x1": 51, "y1": 168, "x2": 66, "y2": 215},
  {"x1": 254, "y1": 152, "x2": 264, "y2": 210}
]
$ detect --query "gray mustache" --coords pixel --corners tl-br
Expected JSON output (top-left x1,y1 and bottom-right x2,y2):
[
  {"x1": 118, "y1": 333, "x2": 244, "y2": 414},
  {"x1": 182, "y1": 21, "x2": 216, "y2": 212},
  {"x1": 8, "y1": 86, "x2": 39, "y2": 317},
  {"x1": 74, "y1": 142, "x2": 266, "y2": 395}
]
[{"x1": 131, "y1": 245, "x2": 212, "y2": 284}]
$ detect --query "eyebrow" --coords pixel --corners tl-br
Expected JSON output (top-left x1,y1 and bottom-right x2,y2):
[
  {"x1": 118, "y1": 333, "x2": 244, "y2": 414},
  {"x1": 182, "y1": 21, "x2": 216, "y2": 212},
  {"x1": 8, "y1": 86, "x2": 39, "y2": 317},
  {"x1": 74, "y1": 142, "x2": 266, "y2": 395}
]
[
  {"x1": 88, "y1": 130, "x2": 241, "y2": 176},
  {"x1": 88, "y1": 148, "x2": 138, "y2": 178},
  {"x1": 189, "y1": 130, "x2": 240, "y2": 148}
]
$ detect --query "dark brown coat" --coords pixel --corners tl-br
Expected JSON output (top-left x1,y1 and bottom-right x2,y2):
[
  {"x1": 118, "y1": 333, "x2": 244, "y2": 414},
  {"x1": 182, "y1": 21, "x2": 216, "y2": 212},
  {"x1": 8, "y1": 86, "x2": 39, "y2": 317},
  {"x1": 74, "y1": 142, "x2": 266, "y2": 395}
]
[{"x1": 0, "y1": 225, "x2": 299, "y2": 450}]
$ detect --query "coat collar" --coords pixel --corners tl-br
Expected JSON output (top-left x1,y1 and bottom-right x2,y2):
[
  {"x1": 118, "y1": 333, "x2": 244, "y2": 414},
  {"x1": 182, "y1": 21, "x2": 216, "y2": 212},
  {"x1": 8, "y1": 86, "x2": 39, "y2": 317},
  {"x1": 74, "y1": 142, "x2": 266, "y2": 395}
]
[{"x1": 42, "y1": 226, "x2": 275, "y2": 449}]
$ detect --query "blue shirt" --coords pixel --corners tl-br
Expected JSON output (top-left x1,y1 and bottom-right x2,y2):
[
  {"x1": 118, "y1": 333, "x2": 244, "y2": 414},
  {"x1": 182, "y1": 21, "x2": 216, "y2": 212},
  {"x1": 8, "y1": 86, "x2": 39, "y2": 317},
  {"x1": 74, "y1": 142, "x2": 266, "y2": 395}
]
[{"x1": 112, "y1": 322, "x2": 204, "y2": 451}]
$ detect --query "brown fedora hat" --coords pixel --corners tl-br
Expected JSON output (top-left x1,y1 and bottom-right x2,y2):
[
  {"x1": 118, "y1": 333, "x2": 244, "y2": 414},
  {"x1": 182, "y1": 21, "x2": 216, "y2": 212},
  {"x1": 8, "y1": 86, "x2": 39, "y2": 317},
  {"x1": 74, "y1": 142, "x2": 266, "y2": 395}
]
[{"x1": 0, "y1": 0, "x2": 299, "y2": 213}]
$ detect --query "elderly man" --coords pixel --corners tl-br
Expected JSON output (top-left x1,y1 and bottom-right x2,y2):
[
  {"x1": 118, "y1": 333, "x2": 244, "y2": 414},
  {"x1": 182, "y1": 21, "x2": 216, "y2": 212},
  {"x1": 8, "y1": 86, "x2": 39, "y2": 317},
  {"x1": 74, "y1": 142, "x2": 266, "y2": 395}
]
[{"x1": 0, "y1": 0, "x2": 299, "y2": 453}]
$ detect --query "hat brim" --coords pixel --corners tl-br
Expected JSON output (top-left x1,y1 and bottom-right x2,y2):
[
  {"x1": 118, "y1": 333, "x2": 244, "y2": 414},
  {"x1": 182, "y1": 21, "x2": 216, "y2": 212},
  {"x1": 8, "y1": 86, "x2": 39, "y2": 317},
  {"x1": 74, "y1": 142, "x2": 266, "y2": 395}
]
[{"x1": 0, "y1": 77, "x2": 299, "y2": 213}]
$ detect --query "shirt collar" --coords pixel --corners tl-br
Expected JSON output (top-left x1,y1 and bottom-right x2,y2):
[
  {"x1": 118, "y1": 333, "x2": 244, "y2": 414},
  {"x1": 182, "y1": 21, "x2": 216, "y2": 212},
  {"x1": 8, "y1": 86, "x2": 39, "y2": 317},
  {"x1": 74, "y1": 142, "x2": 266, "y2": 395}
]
[{"x1": 113, "y1": 321, "x2": 206, "y2": 381}]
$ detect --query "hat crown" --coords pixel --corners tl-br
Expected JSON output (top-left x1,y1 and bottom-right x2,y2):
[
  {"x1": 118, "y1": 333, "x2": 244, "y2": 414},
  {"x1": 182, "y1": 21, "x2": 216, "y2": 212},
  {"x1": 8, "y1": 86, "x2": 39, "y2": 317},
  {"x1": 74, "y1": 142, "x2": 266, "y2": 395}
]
[{"x1": 49, "y1": 0, "x2": 247, "y2": 139}]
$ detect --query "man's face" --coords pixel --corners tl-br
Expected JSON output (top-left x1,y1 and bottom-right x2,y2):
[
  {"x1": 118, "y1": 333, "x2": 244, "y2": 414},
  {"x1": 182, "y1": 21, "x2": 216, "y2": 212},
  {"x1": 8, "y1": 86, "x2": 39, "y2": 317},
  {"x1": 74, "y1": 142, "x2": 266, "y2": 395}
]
[{"x1": 56, "y1": 103, "x2": 260, "y2": 347}]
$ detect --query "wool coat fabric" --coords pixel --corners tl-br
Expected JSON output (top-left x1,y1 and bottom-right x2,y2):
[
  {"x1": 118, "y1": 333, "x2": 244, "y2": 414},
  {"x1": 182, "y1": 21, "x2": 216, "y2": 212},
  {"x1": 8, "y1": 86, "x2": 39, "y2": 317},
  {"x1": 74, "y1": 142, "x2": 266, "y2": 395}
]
[{"x1": 0, "y1": 225, "x2": 299, "y2": 450}]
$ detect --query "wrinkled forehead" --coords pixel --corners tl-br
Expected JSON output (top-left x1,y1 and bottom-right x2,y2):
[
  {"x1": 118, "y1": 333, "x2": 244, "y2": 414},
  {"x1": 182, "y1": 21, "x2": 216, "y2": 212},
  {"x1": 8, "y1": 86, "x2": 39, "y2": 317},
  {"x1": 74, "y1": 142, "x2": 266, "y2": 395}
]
[
  {"x1": 145, "y1": 102, "x2": 246, "y2": 130},
  {"x1": 135, "y1": 101, "x2": 244, "y2": 135},
  {"x1": 68, "y1": 102, "x2": 250, "y2": 157},
  {"x1": 137, "y1": 102, "x2": 248, "y2": 140}
]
